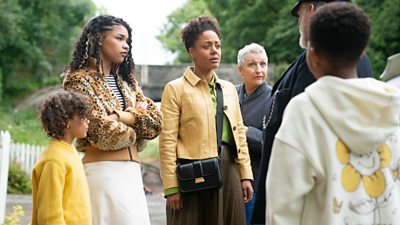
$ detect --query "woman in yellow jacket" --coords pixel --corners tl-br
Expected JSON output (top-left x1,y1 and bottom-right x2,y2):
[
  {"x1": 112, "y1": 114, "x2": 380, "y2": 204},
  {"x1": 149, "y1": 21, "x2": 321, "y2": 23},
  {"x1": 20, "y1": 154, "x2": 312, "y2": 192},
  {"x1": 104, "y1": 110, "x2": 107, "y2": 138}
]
[{"x1": 159, "y1": 16, "x2": 253, "y2": 225}]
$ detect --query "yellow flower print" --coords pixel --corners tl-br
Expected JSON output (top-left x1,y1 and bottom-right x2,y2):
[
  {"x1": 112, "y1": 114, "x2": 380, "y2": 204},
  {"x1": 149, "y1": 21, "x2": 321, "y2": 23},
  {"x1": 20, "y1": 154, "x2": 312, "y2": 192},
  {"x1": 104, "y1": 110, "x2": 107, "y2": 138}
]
[{"x1": 336, "y1": 140, "x2": 391, "y2": 198}]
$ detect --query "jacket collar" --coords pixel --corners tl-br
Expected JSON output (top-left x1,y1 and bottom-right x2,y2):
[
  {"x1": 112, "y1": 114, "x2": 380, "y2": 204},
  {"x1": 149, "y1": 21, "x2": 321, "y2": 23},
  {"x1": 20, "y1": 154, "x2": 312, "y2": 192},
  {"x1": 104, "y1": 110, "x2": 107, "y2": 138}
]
[
  {"x1": 183, "y1": 67, "x2": 223, "y2": 87},
  {"x1": 237, "y1": 82, "x2": 270, "y2": 101}
]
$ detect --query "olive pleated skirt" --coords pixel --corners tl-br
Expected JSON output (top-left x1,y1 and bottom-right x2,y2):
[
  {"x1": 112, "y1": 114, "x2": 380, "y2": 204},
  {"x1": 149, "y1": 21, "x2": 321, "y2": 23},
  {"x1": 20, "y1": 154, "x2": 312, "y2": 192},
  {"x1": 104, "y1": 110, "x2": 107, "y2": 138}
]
[
  {"x1": 166, "y1": 145, "x2": 246, "y2": 225},
  {"x1": 84, "y1": 161, "x2": 151, "y2": 225}
]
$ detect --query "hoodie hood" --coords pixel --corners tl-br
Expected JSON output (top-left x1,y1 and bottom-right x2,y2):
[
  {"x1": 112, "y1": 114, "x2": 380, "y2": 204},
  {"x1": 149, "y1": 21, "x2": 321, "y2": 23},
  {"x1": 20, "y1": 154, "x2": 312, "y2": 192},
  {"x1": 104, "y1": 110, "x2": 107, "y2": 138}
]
[{"x1": 306, "y1": 76, "x2": 400, "y2": 155}]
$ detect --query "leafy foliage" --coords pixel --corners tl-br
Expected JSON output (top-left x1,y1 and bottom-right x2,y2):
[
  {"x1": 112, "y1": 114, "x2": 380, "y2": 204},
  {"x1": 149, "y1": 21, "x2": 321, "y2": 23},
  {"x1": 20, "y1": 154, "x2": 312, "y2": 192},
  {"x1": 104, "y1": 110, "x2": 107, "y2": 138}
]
[
  {"x1": 0, "y1": 0, "x2": 96, "y2": 101},
  {"x1": 207, "y1": 0, "x2": 291, "y2": 63},
  {"x1": 355, "y1": 0, "x2": 400, "y2": 77},
  {"x1": 158, "y1": 0, "x2": 400, "y2": 78},
  {"x1": 156, "y1": 0, "x2": 211, "y2": 63},
  {"x1": 1, "y1": 205, "x2": 25, "y2": 225},
  {"x1": 0, "y1": 69, "x2": 3, "y2": 101},
  {"x1": 139, "y1": 137, "x2": 160, "y2": 161},
  {"x1": 158, "y1": 0, "x2": 296, "y2": 64},
  {"x1": 7, "y1": 163, "x2": 32, "y2": 194},
  {"x1": 263, "y1": 3, "x2": 303, "y2": 64}
]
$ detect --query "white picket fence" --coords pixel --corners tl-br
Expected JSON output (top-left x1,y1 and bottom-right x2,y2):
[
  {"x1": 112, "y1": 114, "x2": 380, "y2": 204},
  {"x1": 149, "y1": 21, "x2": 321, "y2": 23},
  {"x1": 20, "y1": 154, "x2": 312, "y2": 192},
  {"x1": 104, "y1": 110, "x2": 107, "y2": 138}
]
[
  {"x1": 0, "y1": 131, "x2": 11, "y2": 224},
  {"x1": 9, "y1": 143, "x2": 45, "y2": 175},
  {"x1": 0, "y1": 131, "x2": 45, "y2": 223}
]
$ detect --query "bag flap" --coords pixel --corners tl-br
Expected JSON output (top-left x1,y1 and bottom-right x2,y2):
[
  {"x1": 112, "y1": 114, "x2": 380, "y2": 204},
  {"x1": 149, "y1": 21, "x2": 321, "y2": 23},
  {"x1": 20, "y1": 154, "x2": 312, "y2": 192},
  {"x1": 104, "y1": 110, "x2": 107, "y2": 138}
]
[{"x1": 177, "y1": 158, "x2": 219, "y2": 181}]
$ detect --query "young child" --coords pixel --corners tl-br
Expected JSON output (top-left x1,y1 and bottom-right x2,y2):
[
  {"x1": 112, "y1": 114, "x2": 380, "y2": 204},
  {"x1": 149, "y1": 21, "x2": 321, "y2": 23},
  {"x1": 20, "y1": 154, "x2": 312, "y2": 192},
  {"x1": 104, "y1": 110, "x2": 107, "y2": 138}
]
[
  {"x1": 266, "y1": 3, "x2": 400, "y2": 225},
  {"x1": 31, "y1": 91, "x2": 92, "y2": 225}
]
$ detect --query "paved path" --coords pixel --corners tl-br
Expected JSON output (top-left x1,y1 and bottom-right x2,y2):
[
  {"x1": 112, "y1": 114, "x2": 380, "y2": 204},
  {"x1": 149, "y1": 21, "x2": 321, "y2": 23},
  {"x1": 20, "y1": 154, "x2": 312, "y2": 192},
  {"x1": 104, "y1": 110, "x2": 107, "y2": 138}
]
[
  {"x1": 5, "y1": 161, "x2": 167, "y2": 225},
  {"x1": 6, "y1": 193, "x2": 166, "y2": 225}
]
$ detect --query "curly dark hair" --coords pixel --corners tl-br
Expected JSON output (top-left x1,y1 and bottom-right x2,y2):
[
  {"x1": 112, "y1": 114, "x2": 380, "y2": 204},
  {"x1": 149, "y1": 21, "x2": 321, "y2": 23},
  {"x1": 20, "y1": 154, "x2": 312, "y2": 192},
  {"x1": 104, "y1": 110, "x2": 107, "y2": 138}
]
[
  {"x1": 309, "y1": 2, "x2": 371, "y2": 67},
  {"x1": 180, "y1": 16, "x2": 221, "y2": 52},
  {"x1": 39, "y1": 91, "x2": 91, "y2": 140},
  {"x1": 67, "y1": 15, "x2": 136, "y2": 86}
]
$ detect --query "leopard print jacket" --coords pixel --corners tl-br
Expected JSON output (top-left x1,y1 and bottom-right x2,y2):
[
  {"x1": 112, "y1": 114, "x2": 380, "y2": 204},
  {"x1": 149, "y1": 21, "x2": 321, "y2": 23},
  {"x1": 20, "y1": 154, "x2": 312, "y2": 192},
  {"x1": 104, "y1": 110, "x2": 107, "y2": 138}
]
[{"x1": 63, "y1": 67, "x2": 162, "y2": 152}]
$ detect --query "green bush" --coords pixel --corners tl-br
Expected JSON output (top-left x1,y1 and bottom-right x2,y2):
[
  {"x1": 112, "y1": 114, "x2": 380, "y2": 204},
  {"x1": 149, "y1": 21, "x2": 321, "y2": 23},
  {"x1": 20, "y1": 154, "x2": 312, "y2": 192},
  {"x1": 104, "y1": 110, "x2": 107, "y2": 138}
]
[
  {"x1": 42, "y1": 75, "x2": 63, "y2": 87},
  {"x1": 139, "y1": 137, "x2": 159, "y2": 161},
  {"x1": 0, "y1": 69, "x2": 3, "y2": 102},
  {"x1": 7, "y1": 163, "x2": 32, "y2": 194}
]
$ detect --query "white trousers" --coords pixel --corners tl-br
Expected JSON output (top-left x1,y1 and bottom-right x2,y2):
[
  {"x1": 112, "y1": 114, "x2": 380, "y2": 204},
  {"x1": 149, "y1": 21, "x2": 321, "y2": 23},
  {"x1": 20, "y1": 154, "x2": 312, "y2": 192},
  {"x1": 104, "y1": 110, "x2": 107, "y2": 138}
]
[{"x1": 84, "y1": 161, "x2": 150, "y2": 225}]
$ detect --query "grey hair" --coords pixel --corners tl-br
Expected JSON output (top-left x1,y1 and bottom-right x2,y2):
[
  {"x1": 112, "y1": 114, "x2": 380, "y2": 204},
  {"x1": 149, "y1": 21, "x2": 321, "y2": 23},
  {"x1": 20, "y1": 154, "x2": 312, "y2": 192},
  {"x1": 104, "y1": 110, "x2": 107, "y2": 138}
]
[{"x1": 237, "y1": 43, "x2": 268, "y2": 67}]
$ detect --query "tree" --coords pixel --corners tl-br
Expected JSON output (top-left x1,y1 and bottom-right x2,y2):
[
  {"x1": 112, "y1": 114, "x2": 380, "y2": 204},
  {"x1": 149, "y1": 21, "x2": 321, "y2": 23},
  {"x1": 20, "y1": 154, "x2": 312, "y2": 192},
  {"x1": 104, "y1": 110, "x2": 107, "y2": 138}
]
[
  {"x1": 158, "y1": 0, "x2": 298, "y2": 64},
  {"x1": 356, "y1": 0, "x2": 400, "y2": 77},
  {"x1": 206, "y1": 0, "x2": 290, "y2": 63},
  {"x1": 158, "y1": 0, "x2": 399, "y2": 79},
  {"x1": 263, "y1": 3, "x2": 302, "y2": 64},
  {"x1": 156, "y1": 0, "x2": 211, "y2": 64},
  {"x1": 0, "y1": 0, "x2": 96, "y2": 101}
]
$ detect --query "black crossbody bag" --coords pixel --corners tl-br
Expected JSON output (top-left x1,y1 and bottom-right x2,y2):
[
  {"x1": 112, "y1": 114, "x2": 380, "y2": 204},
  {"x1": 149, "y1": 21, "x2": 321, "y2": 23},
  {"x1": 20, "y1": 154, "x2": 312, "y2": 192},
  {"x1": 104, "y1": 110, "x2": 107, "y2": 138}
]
[{"x1": 176, "y1": 83, "x2": 224, "y2": 193}]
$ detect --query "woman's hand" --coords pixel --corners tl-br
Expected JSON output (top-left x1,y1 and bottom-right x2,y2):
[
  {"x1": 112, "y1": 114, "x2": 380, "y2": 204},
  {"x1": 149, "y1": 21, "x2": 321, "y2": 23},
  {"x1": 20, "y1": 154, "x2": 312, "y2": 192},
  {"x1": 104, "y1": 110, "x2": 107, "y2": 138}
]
[
  {"x1": 107, "y1": 113, "x2": 119, "y2": 121},
  {"x1": 107, "y1": 101, "x2": 148, "y2": 124},
  {"x1": 241, "y1": 180, "x2": 254, "y2": 203},
  {"x1": 166, "y1": 193, "x2": 183, "y2": 210},
  {"x1": 136, "y1": 101, "x2": 148, "y2": 110}
]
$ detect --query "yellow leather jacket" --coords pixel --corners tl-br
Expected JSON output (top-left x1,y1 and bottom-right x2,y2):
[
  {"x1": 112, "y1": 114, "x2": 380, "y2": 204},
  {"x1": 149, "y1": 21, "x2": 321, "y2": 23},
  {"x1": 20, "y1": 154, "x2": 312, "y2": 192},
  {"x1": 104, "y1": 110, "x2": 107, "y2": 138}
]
[{"x1": 159, "y1": 67, "x2": 253, "y2": 191}]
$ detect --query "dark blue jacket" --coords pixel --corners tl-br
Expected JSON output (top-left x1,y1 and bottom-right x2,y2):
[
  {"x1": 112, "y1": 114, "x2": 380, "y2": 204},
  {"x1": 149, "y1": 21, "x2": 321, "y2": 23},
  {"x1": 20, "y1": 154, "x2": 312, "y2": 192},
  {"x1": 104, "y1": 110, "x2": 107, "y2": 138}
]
[{"x1": 236, "y1": 82, "x2": 272, "y2": 188}]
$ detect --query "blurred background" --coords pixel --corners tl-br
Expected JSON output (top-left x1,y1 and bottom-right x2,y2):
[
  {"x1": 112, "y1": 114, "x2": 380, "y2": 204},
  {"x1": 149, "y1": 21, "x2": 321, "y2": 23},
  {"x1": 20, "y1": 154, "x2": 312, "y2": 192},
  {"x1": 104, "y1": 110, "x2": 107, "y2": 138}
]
[{"x1": 0, "y1": 0, "x2": 399, "y2": 198}]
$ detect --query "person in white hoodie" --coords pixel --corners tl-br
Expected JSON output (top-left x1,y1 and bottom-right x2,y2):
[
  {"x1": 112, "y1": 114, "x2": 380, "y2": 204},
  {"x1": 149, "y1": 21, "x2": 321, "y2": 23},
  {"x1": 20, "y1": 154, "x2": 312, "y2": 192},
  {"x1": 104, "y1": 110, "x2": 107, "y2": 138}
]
[{"x1": 266, "y1": 2, "x2": 400, "y2": 225}]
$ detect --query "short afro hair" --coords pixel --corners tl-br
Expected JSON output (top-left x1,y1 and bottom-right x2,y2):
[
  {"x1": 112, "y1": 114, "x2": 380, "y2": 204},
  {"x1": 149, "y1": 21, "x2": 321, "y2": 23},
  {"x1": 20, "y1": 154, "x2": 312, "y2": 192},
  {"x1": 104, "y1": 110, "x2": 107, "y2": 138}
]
[
  {"x1": 180, "y1": 16, "x2": 221, "y2": 52},
  {"x1": 309, "y1": 2, "x2": 371, "y2": 67},
  {"x1": 39, "y1": 91, "x2": 91, "y2": 140}
]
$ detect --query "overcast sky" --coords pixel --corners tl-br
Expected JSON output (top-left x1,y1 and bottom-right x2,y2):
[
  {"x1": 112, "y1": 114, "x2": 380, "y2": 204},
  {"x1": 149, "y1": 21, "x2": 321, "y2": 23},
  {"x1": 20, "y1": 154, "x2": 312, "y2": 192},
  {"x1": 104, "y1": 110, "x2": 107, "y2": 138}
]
[{"x1": 92, "y1": 0, "x2": 186, "y2": 65}]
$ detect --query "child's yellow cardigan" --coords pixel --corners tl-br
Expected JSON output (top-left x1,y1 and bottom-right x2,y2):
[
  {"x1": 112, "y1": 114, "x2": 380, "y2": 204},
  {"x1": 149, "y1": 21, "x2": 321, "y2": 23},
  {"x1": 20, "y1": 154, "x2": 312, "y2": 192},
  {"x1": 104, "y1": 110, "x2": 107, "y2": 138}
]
[{"x1": 30, "y1": 139, "x2": 92, "y2": 225}]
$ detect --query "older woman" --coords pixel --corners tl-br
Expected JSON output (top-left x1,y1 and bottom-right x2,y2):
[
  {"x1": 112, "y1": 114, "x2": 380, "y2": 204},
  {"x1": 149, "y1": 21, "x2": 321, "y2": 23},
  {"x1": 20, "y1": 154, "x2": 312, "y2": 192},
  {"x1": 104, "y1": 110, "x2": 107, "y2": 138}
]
[{"x1": 236, "y1": 43, "x2": 272, "y2": 225}]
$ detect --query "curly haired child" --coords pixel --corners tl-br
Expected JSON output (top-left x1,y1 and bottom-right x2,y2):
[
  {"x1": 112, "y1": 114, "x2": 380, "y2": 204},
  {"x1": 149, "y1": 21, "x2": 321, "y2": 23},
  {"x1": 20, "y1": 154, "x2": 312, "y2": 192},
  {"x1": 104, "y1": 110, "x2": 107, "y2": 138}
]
[{"x1": 30, "y1": 91, "x2": 92, "y2": 225}]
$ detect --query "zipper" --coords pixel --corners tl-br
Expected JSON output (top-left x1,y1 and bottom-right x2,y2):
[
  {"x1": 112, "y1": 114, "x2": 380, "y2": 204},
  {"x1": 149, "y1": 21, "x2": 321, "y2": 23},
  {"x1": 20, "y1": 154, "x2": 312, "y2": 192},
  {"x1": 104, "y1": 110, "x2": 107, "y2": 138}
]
[{"x1": 263, "y1": 91, "x2": 278, "y2": 130}]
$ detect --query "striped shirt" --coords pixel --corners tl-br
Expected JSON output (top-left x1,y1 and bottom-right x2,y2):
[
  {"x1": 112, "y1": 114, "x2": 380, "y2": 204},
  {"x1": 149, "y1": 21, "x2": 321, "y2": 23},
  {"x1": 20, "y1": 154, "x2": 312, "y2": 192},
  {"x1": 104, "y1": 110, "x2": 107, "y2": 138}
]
[{"x1": 106, "y1": 75, "x2": 125, "y2": 109}]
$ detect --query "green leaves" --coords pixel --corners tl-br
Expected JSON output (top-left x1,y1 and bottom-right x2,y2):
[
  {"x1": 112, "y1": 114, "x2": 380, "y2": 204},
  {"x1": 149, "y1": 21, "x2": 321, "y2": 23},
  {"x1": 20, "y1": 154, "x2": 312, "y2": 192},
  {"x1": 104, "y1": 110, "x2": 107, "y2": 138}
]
[
  {"x1": 158, "y1": 0, "x2": 399, "y2": 80},
  {"x1": 357, "y1": 0, "x2": 400, "y2": 78},
  {"x1": 7, "y1": 163, "x2": 32, "y2": 194},
  {"x1": 156, "y1": 0, "x2": 211, "y2": 64},
  {"x1": 0, "y1": 0, "x2": 96, "y2": 101}
]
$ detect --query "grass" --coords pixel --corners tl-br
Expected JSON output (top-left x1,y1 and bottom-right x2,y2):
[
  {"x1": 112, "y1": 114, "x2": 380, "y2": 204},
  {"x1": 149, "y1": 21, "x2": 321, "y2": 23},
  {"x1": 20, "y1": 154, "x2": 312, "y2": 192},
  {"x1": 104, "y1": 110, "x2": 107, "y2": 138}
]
[{"x1": 0, "y1": 105, "x2": 49, "y2": 146}]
